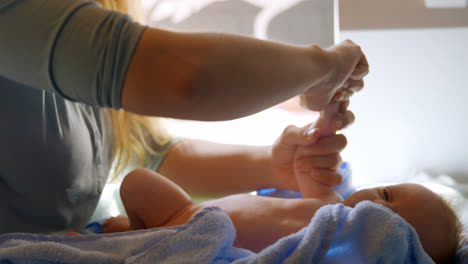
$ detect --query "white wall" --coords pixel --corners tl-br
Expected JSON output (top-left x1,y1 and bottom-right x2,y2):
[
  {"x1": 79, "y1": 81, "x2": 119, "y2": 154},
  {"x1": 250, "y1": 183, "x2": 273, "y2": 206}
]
[{"x1": 339, "y1": 27, "x2": 468, "y2": 186}]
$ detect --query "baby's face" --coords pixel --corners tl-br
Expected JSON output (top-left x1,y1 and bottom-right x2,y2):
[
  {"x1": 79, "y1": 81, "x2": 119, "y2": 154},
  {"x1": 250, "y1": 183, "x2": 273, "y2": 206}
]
[{"x1": 343, "y1": 183, "x2": 457, "y2": 263}]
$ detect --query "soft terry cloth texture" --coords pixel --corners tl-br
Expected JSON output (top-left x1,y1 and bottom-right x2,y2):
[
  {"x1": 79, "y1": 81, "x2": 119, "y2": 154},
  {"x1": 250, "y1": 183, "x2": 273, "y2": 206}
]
[{"x1": 0, "y1": 202, "x2": 433, "y2": 263}]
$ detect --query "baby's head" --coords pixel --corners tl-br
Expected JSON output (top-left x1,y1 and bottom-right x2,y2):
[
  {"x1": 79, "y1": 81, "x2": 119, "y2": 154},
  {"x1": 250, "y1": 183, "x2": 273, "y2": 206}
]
[{"x1": 343, "y1": 183, "x2": 462, "y2": 263}]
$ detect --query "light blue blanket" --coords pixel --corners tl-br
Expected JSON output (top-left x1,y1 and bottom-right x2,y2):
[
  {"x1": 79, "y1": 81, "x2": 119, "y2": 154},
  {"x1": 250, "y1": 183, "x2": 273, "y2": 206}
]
[{"x1": 0, "y1": 201, "x2": 434, "y2": 263}]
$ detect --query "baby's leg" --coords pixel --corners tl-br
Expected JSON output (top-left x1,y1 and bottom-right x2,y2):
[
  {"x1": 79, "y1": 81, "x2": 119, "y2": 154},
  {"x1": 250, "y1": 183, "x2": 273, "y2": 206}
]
[{"x1": 119, "y1": 168, "x2": 198, "y2": 230}]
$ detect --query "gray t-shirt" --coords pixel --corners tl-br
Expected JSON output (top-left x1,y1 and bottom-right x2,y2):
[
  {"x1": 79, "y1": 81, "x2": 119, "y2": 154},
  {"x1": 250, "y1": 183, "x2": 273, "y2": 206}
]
[{"x1": 0, "y1": 0, "x2": 168, "y2": 234}]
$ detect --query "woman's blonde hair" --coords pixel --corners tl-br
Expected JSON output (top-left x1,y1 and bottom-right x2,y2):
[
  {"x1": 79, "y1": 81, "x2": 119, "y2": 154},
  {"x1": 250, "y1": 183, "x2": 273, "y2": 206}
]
[
  {"x1": 93, "y1": 0, "x2": 171, "y2": 180},
  {"x1": 94, "y1": 0, "x2": 144, "y2": 23}
]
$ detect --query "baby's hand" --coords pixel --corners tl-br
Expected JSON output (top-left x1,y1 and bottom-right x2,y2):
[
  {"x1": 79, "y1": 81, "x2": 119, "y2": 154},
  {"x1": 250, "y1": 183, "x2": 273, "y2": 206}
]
[
  {"x1": 314, "y1": 101, "x2": 354, "y2": 137},
  {"x1": 270, "y1": 101, "x2": 353, "y2": 192},
  {"x1": 293, "y1": 101, "x2": 354, "y2": 198}
]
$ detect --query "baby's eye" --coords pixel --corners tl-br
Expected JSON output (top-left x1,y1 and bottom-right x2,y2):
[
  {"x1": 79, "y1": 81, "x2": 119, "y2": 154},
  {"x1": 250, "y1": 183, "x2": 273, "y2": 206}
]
[{"x1": 383, "y1": 189, "x2": 389, "y2": 201}]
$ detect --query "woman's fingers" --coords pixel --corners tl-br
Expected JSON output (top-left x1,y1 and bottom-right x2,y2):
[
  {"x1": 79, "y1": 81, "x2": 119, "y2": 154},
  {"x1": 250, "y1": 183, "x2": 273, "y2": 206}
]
[
  {"x1": 295, "y1": 153, "x2": 342, "y2": 171},
  {"x1": 277, "y1": 124, "x2": 321, "y2": 146},
  {"x1": 333, "y1": 79, "x2": 363, "y2": 102},
  {"x1": 351, "y1": 52, "x2": 369, "y2": 80},
  {"x1": 295, "y1": 167, "x2": 343, "y2": 187},
  {"x1": 347, "y1": 79, "x2": 364, "y2": 93},
  {"x1": 295, "y1": 134, "x2": 347, "y2": 156}
]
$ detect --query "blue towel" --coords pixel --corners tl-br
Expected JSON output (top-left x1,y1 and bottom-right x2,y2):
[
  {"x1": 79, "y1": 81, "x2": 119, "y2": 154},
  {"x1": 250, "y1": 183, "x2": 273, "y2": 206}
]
[
  {"x1": 0, "y1": 202, "x2": 434, "y2": 263},
  {"x1": 242, "y1": 201, "x2": 434, "y2": 264}
]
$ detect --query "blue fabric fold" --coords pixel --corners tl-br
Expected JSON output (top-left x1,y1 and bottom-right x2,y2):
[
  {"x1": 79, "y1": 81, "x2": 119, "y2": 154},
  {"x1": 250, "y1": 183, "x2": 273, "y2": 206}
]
[
  {"x1": 0, "y1": 202, "x2": 435, "y2": 263},
  {"x1": 235, "y1": 201, "x2": 433, "y2": 264}
]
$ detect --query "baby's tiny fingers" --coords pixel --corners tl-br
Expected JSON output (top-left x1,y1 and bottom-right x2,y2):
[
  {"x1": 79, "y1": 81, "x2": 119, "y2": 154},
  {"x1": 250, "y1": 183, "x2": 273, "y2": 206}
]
[
  {"x1": 295, "y1": 154, "x2": 342, "y2": 172},
  {"x1": 341, "y1": 89, "x2": 354, "y2": 101},
  {"x1": 295, "y1": 135, "x2": 347, "y2": 156},
  {"x1": 335, "y1": 111, "x2": 355, "y2": 131},
  {"x1": 339, "y1": 101, "x2": 350, "y2": 114},
  {"x1": 333, "y1": 89, "x2": 343, "y2": 102}
]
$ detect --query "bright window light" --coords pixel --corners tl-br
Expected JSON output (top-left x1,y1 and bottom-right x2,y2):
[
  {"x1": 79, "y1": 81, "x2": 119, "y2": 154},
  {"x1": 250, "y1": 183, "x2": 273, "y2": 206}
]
[
  {"x1": 425, "y1": 0, "x2": 467, "y2": 8},
  {"x1": 164, "y1": 106, "x2": 319, "y2": 146}
]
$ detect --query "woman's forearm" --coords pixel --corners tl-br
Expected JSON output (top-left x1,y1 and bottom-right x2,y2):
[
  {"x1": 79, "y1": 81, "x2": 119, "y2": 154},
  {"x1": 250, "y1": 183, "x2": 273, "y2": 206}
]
[
  {"x1": 157, "y1": 139, "x2": 275, "y2": 196},
  {"x1": 121, "y1": 28, "x2": 332, "y2": 121}
]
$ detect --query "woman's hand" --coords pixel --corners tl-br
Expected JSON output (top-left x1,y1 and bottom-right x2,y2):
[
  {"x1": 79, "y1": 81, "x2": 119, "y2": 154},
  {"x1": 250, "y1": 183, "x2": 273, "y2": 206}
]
[
  {"x1": 270, "y1": 102, "x2": 353, "y2": 191},
  {"x1": 300, "y1": 40, "x2": 369, "y2": 111},
  {"x1": 293, "y1": 135, "x2": 346, "y2": 194}
]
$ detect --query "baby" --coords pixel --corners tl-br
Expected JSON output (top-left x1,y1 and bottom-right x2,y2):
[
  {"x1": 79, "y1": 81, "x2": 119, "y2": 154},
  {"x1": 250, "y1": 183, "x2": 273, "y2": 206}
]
[
  {"x1": 294, "y1": 102, "x2": 463, "y2": 263},
  {"x1": 103, "y1": 103, "x2": 462, "y2": 263}
]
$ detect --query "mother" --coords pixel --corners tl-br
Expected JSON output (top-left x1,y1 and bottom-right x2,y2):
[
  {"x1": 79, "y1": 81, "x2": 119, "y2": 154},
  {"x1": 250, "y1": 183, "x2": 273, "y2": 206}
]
[{"x1": 0, "y1": 0, "x2": 368, "y2": 234}]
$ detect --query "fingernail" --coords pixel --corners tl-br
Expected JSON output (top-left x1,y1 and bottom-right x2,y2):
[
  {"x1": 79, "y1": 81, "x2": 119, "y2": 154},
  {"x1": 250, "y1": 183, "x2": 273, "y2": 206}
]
[
  {"x1": 306, "y1": 128, "x2": 317, "y2": 138},
  {"x1": 336, "y1": 120, "x2": 343, "y2": 130}
]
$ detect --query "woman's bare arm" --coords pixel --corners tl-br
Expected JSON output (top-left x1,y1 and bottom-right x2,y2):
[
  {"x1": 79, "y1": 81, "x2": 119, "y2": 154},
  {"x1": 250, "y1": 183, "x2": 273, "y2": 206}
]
[
  {"x1": 121, "y1": 28, "x2": 333, "y2": 121},
  {"x1": 157, "y1": 139, "x2": 274, "y2": 197}
]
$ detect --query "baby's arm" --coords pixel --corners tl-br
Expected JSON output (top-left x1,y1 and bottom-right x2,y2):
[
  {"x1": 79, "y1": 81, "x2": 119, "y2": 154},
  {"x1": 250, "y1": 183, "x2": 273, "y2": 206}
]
[
  {"x1": 295, "y1": 101, "x2": 345, "y2": 201},
  {"x1": 201, "y1": 193, "x2": 330, "y2": 252},
  {"x1": 314, "y1": 101, "x2": 342, "y2": 136},
  {"x1": 105, "y1": 168, "x2": 334, "y2": 253}
]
